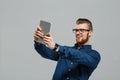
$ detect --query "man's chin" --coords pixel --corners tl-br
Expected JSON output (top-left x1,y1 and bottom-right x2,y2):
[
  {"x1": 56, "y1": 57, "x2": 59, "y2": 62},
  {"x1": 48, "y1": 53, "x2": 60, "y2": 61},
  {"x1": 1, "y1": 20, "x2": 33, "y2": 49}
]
[
  {"x1": 76, "y1": 40, "x2": 83, "y2": 45},
  {"x1": 76, "y1": 38, "x2": 82, "y2": 42},
  {"x1": 76, "y1": 40, "x2": 88, "y2": 45}
]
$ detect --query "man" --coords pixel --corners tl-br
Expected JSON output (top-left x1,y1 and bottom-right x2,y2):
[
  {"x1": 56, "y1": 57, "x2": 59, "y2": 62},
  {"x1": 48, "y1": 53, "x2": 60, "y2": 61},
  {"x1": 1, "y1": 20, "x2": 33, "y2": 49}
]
[{"x1": 34, "y1": 18, "x2": 101, "y2": 80}]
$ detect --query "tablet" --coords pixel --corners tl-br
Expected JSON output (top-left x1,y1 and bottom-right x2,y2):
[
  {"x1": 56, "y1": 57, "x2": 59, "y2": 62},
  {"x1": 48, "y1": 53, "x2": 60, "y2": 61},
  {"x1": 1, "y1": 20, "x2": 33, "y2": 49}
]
[
  {"x1": 36, "y1": 20, "x2": 51, "y2": 43},
  {"x1": 40, "y1": 20, "x2": 51, "y2": 34}
]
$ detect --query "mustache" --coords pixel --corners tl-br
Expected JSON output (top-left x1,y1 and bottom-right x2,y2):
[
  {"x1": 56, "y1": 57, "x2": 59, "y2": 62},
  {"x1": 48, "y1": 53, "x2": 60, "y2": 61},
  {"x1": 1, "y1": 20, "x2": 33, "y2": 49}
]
[{"x1": 76, "y1": 35, "x2": 83, "y2": 37}]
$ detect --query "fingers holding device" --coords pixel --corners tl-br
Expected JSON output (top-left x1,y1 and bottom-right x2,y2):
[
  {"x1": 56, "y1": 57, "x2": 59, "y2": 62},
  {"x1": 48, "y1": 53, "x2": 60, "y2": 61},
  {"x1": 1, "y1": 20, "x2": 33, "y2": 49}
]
[{"x1": 34, "y1": 20, "x2": 51, "y2": 43}]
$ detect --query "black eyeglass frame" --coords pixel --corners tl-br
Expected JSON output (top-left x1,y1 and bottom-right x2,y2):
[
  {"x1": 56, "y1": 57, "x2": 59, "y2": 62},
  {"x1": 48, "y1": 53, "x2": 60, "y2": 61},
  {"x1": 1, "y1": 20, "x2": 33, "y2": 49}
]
[{"x1": 72, "y1": 29, "x2": 90, "y2": 33}]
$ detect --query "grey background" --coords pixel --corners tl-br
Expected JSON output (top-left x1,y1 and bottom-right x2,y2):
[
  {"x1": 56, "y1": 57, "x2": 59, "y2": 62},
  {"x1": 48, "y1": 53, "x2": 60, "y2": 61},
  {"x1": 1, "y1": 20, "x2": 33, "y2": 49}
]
[{"x1": 0, "y1": 0, "x2": 120, "y2": 80}]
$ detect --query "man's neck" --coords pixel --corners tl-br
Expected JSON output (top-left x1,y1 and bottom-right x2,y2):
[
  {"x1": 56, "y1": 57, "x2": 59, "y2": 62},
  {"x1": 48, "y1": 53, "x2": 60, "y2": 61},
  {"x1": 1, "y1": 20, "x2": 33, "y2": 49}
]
[{"x1": 77, "y1": 41, "x2": 89, "y2": 49}]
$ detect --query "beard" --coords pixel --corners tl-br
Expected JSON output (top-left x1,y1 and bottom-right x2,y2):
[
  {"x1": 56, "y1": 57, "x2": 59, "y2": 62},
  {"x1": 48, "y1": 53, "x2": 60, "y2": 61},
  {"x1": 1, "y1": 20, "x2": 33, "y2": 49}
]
[{"x1": 76, "y1": 34, "x2": 89, "y2": 45}]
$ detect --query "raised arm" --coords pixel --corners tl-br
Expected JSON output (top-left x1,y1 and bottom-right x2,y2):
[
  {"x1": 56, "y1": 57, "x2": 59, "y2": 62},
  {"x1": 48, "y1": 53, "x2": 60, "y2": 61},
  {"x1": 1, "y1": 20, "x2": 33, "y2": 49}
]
[
  {"x1": 34, "y1": 41, "x2": 59, "y2": 61},
  {"x1": 34, "y1": 26, "x2": 59, "y2": 61},
  {"x1": 58, "y1": 45, "x2": 101, "y2": 69}
]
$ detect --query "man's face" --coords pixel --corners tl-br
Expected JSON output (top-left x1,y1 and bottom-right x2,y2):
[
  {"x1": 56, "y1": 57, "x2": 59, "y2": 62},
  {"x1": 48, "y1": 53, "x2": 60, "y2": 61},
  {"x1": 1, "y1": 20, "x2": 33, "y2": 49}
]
[{"x1": 74, "y1": 23, "x2": 92, "y2": 45}]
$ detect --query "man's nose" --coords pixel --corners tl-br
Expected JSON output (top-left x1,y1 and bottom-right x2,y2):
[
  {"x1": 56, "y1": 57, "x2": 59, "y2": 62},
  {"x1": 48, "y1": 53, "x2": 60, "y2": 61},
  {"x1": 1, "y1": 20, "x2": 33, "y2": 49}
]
[{"x1": 76, "y1": 31, "x2": 81, "y2": 34}]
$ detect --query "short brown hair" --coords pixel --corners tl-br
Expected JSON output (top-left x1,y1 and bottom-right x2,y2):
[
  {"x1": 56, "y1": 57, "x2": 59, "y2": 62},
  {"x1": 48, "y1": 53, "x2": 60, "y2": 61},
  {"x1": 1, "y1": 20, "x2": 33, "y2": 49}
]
[{"x1": 76, "y1": 18, "x2": 93, "y2": 31}]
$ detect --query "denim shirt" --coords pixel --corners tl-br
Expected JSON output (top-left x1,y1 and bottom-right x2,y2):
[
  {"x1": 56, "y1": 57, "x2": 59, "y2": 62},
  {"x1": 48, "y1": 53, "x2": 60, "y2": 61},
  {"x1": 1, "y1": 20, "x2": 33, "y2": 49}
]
[{"x1": 34, "y1": 42, "x2": 101, "y2": 80}]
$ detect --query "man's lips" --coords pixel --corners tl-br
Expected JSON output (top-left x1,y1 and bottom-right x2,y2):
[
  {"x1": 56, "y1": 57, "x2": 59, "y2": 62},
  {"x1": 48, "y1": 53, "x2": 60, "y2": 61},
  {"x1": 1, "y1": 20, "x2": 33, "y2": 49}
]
[{"x1": 76, "y1": 35, "x2": 82, "y2": 39}]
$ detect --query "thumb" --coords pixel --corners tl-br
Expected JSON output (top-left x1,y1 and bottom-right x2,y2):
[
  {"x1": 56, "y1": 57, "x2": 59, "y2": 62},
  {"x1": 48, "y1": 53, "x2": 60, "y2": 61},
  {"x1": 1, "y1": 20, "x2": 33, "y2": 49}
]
[{"x1": 46, "y1": 33, "x2": 51, "y2": 37}]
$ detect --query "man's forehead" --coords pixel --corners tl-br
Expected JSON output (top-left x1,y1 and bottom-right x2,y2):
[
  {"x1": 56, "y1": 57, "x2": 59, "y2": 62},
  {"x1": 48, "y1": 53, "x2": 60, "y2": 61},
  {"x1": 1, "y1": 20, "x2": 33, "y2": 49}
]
[{"x1": 75, "y1": 23, "x2": 89, "y2": 29}]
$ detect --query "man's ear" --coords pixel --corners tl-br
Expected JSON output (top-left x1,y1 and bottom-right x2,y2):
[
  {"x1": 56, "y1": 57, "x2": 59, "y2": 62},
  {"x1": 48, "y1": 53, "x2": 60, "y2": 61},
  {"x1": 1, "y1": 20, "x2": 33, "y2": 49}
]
[{"x1": 88, "y1": 30, "x2": 93, "y2": 37}]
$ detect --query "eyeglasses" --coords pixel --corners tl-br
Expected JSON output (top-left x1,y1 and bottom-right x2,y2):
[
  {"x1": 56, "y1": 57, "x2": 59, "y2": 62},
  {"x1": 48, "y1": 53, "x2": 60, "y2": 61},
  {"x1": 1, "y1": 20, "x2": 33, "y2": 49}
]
[{"x1": 72, "y1": 29, "x2": 90, "y2": 33}]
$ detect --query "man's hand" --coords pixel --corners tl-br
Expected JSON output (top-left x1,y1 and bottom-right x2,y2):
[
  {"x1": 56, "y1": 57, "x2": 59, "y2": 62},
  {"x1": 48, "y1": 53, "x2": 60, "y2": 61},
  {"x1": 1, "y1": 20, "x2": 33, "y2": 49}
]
[
  {"x1": 43, "y1": 33, "x2": 55, "y2": 50},
  {"x1": 34, "y1": 26, "x2": 44, "y2": 41}
]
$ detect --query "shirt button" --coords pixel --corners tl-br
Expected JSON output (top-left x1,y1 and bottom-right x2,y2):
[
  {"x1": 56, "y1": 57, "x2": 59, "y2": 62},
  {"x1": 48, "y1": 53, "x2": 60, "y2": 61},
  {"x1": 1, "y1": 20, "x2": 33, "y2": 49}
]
[
  {"x1": 71, "y1": 62, "x2": 73, "y2": 64},
  {"x1": 68, "y1": 69, "x2": 71, "y2": 71},
  {"x1": 66, "y1": 77, "x2": 69, "y2": 80}
]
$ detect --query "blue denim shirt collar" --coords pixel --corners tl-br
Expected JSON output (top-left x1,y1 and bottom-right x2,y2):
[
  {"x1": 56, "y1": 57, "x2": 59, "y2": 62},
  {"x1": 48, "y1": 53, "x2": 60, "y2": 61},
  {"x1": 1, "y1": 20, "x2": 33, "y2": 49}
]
[{"x1": 74, "y1": 43, "x2": 92, "y2": 50}]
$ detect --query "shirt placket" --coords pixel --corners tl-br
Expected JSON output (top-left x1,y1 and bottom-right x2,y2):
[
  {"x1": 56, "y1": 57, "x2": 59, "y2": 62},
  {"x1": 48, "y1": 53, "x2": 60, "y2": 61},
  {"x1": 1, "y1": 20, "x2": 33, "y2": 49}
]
[{"x1": 66, "y1": 61, "x2": 74, "y2": 80}]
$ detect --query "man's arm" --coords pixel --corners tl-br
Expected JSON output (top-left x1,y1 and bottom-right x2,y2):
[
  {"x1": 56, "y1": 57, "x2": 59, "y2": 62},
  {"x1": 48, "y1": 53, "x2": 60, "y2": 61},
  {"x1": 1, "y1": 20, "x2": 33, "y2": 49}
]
[
  {"x1": 58, "y1": 45, "x2": 101, "y2": 69},
  {"x1": 34, "y1": 41, "x2": 59, "y2": 61},
  {"x1": 34, "y1": 26, "x2": 59, "y2": 61}
]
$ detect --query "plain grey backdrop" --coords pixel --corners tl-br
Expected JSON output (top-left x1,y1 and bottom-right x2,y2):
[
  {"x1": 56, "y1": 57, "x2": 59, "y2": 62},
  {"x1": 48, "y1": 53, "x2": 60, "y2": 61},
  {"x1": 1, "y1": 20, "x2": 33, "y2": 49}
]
[{"x1": 0, "y1": 0, "x2": 120, "y2": 80}]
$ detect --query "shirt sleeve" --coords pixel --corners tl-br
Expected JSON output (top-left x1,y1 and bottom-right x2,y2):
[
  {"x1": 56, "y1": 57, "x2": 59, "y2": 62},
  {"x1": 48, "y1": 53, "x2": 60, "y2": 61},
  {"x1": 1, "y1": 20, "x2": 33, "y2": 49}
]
[
  {"x1": 58, "y1": 45, "x2": 101, "y2": 68},
  {"x1": 34, "y1": 41, "x2": 59, "y2": 61}
]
